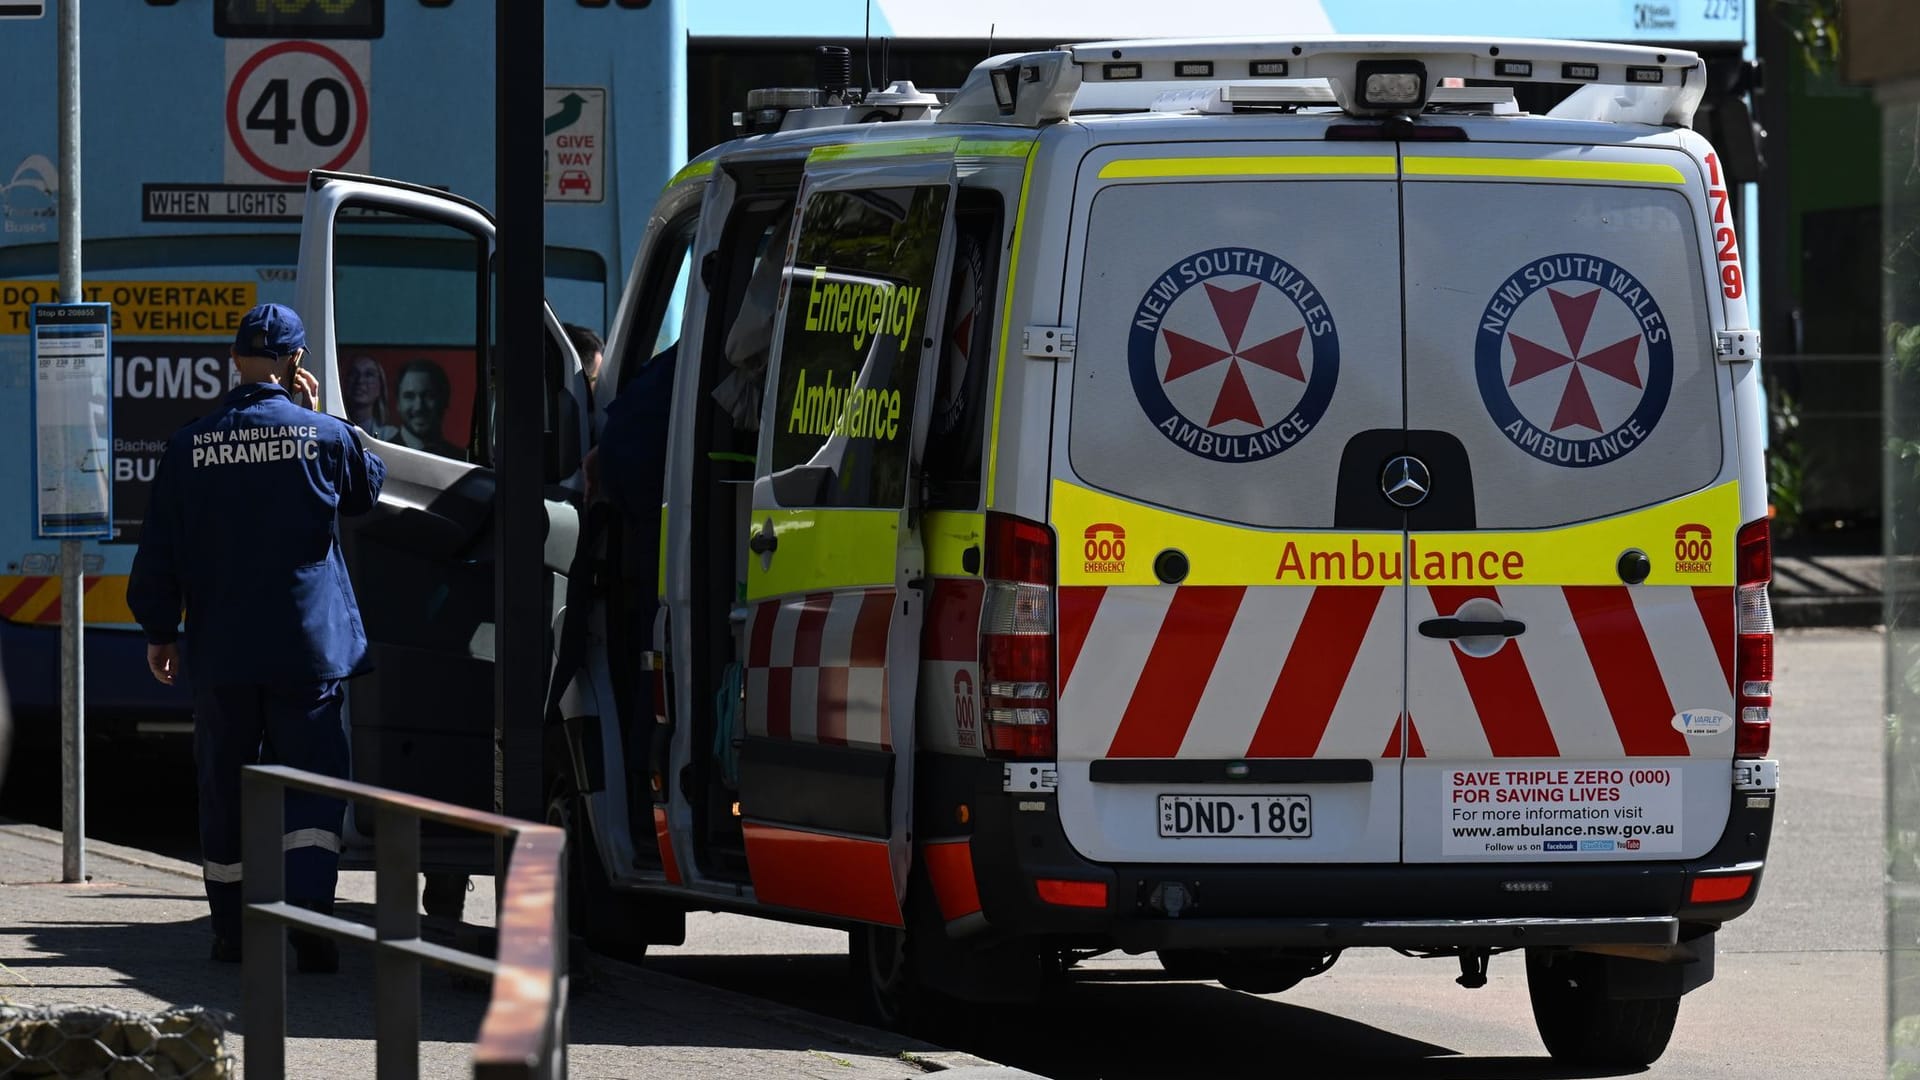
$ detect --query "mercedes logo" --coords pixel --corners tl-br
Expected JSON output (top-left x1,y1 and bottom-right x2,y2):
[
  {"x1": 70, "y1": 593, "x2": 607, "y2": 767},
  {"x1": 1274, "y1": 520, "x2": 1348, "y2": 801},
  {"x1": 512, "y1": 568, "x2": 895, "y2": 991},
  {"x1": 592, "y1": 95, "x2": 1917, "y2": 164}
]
[{"x1": 1381, "y1": 455, "x2": 1431, "y2": 508}]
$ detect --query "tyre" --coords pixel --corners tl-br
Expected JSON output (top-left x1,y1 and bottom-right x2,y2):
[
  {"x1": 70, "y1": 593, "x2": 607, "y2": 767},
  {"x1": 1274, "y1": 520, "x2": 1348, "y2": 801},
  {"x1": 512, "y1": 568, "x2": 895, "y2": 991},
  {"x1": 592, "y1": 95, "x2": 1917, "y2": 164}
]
[
  {"x1": 1526, "y1": 948, "x2": 1680, "y2": 1068},
  {"x1": 850, "y1": 923, "x2": 930, "y2": 1032},
  {"x1": 547, "y1": 779, "x2": 683, "y2": 963},
  {"x1": 1156, "y1": 949, "x2": 1219, "y2": 980}
]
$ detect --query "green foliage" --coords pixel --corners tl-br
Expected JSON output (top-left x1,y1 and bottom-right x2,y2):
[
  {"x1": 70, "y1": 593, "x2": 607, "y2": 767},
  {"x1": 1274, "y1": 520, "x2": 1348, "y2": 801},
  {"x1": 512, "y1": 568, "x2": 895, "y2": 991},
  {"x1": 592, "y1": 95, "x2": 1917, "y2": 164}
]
[
  {"x1": 1770, "y1": 0, "x2": 1842, "y2": 73},
  {"x1": 1766, "y1": 381, "x2": 1808, "y2": 534}
]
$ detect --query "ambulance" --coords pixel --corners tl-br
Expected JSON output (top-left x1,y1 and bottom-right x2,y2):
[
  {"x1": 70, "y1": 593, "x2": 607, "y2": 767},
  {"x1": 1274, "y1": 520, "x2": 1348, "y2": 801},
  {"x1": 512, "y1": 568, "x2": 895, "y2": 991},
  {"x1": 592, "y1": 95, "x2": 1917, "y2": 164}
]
[{"x1": 296, "y1": 36, "x2": 1778, "y2": 1068}]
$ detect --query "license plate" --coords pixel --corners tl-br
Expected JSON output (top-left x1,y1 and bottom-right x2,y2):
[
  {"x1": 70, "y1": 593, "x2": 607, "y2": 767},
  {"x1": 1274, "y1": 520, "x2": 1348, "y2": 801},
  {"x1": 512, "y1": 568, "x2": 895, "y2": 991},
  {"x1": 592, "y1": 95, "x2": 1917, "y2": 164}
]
[{"x1": 1158, "y1": 794, "x2": 1312, "y2": 838}]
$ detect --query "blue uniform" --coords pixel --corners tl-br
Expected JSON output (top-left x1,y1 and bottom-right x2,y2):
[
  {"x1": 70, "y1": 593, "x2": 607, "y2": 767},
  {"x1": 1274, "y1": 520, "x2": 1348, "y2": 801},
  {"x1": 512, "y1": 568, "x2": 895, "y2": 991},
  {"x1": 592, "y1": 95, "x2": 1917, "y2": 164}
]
[{"x1": 128, "y1": 381, "x2": 385, "y2": 942}]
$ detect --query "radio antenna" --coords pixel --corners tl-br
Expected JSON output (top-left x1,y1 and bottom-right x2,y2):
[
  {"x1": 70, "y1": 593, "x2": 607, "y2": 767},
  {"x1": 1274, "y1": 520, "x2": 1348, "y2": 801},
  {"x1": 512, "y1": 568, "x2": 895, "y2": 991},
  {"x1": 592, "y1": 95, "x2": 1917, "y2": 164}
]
[
  {"x1": 864, "y1": 0, "x2": 875, "y2": 94},
  {"x1": 988, "y1": 22, "x2": 996, "y2": 59}
]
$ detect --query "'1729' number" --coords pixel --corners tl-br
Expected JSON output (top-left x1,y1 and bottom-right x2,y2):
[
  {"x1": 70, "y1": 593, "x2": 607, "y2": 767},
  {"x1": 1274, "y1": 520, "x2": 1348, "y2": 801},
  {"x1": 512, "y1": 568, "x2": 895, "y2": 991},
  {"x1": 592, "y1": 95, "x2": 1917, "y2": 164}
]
[{"x1": 1704, "y1": 152, "x2": 1743, "y2": 299}]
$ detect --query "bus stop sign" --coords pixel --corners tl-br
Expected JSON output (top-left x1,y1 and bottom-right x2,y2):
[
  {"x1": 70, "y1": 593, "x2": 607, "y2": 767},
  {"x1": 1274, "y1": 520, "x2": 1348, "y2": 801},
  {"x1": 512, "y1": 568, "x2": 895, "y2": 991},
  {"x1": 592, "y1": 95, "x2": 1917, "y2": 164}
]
[{"x1": 31, "y1": 303, "x2": 114, "y2": 539}]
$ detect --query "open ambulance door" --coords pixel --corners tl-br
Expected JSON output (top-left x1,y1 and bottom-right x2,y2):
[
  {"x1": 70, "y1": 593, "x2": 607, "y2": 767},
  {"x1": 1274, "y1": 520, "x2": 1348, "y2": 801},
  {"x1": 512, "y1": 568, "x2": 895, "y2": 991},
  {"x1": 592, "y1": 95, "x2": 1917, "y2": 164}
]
[
  {"x1": 737, "y1": 150, "x2": 959, "y2": 925},
  {"x1": 295, "y1": 172, "x2": 590, "y2": 865},
  {"x1": 1394, "y1": 145, "x2": 1740, "y2": 865}
]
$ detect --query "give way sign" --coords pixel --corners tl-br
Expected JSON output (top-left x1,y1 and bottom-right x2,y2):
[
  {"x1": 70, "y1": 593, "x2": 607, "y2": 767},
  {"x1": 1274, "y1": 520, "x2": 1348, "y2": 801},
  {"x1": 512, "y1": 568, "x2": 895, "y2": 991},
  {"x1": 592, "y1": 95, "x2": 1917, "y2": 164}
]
[{"x1": 225, "y1": 40, "x2": 371, "y2": 184}]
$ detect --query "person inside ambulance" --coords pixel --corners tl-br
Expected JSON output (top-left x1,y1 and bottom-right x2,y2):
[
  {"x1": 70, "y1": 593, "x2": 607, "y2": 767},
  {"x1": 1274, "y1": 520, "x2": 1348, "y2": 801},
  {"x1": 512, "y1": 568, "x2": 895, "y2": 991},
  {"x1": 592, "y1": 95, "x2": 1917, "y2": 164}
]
[{"x1": 128, "y1": 303, "x2": 386, "y2": 970}]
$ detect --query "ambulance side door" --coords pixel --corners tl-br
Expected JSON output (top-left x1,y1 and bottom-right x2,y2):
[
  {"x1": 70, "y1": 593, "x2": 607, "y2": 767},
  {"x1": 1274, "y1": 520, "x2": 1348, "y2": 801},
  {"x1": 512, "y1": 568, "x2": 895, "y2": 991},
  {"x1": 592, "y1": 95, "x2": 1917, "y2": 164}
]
[
  {"x1": 296, "y1": 174, "x2": 585, "y2": 837},
  {"x1": 737, "y1": 156, "x2": 958, "y2": 925}
]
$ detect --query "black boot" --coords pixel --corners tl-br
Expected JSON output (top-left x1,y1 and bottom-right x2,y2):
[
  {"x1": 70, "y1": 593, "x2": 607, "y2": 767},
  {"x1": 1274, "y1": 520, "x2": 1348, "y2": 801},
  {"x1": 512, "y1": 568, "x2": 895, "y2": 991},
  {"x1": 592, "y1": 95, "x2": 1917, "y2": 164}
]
[
  {"x1": 210, "y1": 936, "x2": 242, "y2": 964},
  {"x1": 289, "y1": 898, "x2": 340, "y2": 974}
]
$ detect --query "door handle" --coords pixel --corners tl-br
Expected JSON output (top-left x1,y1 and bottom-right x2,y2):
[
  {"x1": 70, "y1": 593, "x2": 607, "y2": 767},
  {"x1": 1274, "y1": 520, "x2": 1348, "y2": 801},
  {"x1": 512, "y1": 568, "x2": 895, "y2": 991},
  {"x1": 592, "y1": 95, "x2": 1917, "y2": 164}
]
[
  {"x1": 748, "y1": 519, "x2": 778, "y2": 556},
  {"x1": 1418, "y1": 617, "x2": 1526, "y2": 640}
]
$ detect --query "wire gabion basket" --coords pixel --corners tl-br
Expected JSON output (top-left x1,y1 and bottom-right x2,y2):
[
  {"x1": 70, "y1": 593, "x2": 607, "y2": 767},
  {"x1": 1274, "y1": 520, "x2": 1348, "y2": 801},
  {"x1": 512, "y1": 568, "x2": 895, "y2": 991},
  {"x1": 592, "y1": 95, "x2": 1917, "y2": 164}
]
[{"x1": 0, "y1": 1004, "x2": 233, "y2": 1079}]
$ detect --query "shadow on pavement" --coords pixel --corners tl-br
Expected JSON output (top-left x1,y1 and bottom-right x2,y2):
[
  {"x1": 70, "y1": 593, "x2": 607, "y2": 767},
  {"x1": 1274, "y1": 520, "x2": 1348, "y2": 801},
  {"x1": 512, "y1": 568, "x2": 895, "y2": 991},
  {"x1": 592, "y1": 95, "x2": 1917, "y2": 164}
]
[
  {"x1": 647, "y1": 949, "x2": 1647, "y2": 1080},
  {"x1": 6, "y1": 892, "x2": 927, "y2": 1062}
]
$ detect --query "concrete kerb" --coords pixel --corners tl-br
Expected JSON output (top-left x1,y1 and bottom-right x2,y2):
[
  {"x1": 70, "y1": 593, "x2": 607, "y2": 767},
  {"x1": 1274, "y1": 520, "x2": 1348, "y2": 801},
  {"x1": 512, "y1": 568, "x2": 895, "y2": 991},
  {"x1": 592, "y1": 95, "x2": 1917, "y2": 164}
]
[{"x1": 0, "y1": 820, "x2": 1047, "y2": 1079}]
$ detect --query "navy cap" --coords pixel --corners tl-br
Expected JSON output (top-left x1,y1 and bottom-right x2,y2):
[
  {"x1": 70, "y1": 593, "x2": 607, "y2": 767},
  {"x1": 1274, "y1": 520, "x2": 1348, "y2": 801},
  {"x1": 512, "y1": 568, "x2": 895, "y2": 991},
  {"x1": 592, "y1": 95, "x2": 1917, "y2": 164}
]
[{"x1": 234, "y1": 302, "x2": 306, "y2": 359}]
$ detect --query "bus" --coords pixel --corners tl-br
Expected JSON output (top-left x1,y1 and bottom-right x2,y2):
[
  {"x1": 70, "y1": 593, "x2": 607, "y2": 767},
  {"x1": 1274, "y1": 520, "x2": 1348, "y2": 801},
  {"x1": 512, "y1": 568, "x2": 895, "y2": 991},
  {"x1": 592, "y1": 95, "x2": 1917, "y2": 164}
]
[{"x1": 0, "y1": 0, "x2": 684, "y2": 733}]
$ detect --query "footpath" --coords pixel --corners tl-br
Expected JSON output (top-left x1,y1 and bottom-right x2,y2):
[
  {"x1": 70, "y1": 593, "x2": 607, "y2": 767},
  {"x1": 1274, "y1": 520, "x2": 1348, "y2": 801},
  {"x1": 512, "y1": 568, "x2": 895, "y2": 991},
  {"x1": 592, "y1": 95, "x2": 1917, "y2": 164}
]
[
  {"x1": 0, "y1": 822, "x2": 1035, "y2": 1080},
  {"x1": 1773, "y1": 552, "x2": 1886, "y2": 627}
]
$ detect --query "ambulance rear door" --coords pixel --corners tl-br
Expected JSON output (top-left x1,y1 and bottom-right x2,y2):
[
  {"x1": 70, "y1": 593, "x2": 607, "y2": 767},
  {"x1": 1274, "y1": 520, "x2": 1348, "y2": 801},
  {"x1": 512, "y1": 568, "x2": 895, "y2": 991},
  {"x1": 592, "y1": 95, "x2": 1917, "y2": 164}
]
[
  {"x1": 737, "y1": 148, "x2": 958, "y2": 925},
  {"x1": 1051, "y1": 140, "x2": 1407, "y2": 865},
  {"x1": 1397, "y1": 144, "x2": 1738, "y2": 863}
]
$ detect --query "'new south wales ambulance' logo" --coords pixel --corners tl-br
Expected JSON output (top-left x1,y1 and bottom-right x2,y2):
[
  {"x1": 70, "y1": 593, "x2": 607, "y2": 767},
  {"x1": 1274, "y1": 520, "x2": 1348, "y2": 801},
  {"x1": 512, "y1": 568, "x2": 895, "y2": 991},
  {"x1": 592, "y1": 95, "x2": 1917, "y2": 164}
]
[
  {"x1": 1129, "y1": 247, "x2": 1339, "y2": 463},
  {"x1": 1475, "y1": 253, "x2": 1674, "y2": 469}
]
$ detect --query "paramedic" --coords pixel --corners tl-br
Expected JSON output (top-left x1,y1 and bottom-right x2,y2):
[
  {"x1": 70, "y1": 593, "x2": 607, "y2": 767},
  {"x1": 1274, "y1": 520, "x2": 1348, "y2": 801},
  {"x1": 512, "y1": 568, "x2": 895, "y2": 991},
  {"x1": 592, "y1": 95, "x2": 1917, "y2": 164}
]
[{"x1": 128, "y1": 303, "x2": 386, "y2": 971}]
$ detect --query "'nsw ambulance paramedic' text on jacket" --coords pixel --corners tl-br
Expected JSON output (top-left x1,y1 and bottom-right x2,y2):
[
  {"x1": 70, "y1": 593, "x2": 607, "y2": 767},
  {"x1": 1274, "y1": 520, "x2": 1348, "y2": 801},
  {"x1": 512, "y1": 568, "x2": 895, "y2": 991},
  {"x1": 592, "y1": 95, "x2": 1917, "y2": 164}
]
[{"x1": 129, "y1": 383, "x2": 386, "y2": 686}]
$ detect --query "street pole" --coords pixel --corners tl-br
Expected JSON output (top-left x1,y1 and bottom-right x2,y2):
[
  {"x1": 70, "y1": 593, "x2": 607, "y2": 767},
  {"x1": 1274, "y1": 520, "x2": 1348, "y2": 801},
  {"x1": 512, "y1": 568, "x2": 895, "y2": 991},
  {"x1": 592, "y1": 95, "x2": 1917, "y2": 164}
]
[
  {"x1": 494, "y1": 1, "x2": 545, "y2": 847},
  {"x1": 57, "y1": 0, "x2": 85, "y2": 884}
]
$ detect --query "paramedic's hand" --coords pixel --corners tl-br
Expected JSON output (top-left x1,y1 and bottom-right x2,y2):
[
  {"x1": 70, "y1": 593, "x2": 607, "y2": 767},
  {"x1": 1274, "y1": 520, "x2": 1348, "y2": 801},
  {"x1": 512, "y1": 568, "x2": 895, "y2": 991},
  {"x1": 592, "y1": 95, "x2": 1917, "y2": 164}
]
[
  {"x1": 289, "y1": 367, "x2": 321, "y2": 411},
  {"x1": 146, "y1": 643, "x2": 179, "y2": 686}
]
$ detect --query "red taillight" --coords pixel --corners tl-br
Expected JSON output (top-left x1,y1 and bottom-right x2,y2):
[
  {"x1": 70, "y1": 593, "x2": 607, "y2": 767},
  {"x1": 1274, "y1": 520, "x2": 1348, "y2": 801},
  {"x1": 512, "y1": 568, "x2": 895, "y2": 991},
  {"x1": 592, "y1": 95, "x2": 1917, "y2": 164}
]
[
  {"x1": 1035, "y1": 877, "x2": 1108, "y2": 908},
  {"x1": 981, "y1": 513, "x2": 1056, "y2": 760},
  {"x1": 1688, "y1": 873, "x2": 1754, "y2": 904},
  {"x1": 1735, "y1": 519, "x2": 1772, "y2": 758}
]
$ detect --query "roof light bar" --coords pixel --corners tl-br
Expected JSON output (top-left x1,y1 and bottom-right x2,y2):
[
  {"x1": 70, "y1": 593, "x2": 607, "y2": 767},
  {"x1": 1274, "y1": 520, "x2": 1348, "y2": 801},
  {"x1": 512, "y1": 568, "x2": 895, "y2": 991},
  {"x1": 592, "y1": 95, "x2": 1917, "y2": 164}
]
[{"x1": 940, "y1": 36, "x2": 1707, "y2": 127}]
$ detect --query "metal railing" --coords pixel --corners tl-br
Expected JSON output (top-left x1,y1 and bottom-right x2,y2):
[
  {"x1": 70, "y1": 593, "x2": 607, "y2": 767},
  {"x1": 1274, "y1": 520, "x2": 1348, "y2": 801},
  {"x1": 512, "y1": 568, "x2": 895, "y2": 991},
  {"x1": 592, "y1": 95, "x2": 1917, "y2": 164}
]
[{"x1": 240, "y1": 765, "x2": 568, "y2": 1080}]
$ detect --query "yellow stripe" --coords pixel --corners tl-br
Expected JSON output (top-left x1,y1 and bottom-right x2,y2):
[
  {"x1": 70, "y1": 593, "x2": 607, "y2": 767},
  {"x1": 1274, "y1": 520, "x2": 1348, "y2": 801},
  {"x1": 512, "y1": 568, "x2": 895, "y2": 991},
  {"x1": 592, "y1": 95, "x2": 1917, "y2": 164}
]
[
  {"x1": 1402, "y1": 157, "x2": 1686, "y2": 184},
  {"x1": 808, "y1": 136, "x2": 963, "y2": 164},
  {"x1": 12, "y1": 577, "x2": 62, "y2": 622},
  {"x1": 1052, "y1": 481, "x2": 1740, "y2": 587},
  {"x1": 804, "y1": 135, "x2": 1029, "y2": 163},
  {"x1": 665, "y1": 159, "x2": 715, "y2": 190},
  {"x1": 925, "y1": 511, "x2": 986, "y2": 578},
  {"x1": 0, "y1": 575, "x2": 137, "y2": 626},
  {"x1": 744, "y1": 508, "x2": 900, "y2": 600},
  {"x1": 1098, "y1": 155, "x2": 1397, "y2": 180},
  {"x1": 985, "y1": 142, "x2": 1039, "y2": 509}
]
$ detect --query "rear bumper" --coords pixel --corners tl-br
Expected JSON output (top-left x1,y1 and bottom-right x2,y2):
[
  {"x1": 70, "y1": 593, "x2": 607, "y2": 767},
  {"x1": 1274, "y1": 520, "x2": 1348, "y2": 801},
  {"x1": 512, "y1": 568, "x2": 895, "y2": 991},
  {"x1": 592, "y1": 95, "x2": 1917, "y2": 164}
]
[
  {"x1": 921, "y1": 755, "x2": 1773, "y2": 953},
  {"x1": 1114, "y1": 915, "x2": 1678, "y2": 952}
]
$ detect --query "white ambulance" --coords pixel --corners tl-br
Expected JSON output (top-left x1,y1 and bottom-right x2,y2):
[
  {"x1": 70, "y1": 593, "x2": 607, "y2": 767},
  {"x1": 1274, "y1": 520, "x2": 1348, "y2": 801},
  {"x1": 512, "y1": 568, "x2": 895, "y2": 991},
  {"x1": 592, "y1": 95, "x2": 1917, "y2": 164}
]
[{"x1": 299, "y1": 35, "x2": 1778, "y2": 1068}]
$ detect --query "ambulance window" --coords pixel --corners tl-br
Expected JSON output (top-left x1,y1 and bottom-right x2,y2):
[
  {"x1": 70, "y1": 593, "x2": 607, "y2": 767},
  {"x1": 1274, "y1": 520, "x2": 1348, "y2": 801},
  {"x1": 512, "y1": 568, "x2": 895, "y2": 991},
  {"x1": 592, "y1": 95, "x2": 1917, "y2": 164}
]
[
  {"x1": 923, "y1": 192, "x2": 1003, "y2": 510},
  {"x1": 331, "y1": 221, "x2": 487, "y2": 463},
  {"x1": 1401, "y1": 180, "x2": 1724, "y2": 526},
  {"x1": 764, "y1": 183, "x2": 950, "y2": 509},
  {"x1": 614, "y1": 213, "x2": 697, "y2": 398}
]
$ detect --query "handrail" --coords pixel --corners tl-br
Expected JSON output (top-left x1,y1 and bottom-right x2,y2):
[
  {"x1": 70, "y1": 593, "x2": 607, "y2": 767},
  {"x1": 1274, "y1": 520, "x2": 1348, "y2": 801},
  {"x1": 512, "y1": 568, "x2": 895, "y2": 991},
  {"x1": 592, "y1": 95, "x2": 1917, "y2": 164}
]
[{"x1": 240, "y1": 764, "x2": 567, "y2": 1080}]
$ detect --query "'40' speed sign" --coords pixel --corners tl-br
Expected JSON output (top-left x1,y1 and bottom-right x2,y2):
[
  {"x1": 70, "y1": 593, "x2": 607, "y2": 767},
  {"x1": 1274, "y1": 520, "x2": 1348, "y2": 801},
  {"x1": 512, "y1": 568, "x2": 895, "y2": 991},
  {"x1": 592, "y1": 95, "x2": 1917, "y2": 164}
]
[{"x1": 225, "y1": 40, "x2": 371, "y2": 184}]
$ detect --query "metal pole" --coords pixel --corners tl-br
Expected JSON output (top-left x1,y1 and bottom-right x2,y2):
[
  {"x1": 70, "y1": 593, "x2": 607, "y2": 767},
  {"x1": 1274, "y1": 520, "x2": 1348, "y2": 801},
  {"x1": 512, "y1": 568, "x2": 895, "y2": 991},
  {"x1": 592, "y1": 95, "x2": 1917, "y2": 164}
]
[
  {"x1": 57, "y1": 0, "x2": 85, "y2": 885},
  {"x1": 494, "y1": 0, "x2": 546, "y2": 840}
]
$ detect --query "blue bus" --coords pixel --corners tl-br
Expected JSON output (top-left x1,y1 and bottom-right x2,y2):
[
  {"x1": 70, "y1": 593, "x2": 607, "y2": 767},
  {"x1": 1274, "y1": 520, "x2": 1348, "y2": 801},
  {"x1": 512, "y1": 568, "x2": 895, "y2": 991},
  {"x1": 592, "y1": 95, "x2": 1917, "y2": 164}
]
[{"x1": 0, "y1": 0, "x2": 684, "y2": 730}]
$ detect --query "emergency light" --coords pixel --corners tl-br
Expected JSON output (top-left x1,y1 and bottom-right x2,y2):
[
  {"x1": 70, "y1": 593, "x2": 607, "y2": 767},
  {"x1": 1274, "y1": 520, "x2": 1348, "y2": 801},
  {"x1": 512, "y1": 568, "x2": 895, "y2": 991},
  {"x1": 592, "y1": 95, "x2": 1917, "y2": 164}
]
[{"x1": 1354, "y1": 59, "x2": 1428, "y2": 112}]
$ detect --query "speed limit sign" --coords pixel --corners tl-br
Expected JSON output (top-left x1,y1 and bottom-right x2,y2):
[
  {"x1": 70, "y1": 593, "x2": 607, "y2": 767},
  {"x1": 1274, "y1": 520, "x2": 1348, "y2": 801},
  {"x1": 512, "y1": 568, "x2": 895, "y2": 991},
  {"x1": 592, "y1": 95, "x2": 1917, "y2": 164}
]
[{"x1": 225, "y1": 40, "x2": 370, "y2": 184}]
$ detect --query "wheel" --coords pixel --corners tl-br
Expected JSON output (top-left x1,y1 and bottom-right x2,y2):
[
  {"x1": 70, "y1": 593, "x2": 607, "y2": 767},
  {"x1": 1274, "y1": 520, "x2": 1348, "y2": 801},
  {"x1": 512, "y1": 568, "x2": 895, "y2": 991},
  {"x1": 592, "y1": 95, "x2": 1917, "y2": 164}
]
[
  {"x1": 1156, "y1": 949, "x2": 1219, "y2": 980},
  {"x1": 1526, "y1": 948, "x2": 1680, "y2": 1068},
  {"x1": 547, "y1": 779, "x2": 682, "y2": 963},
  {"x1": 850, "y1": 923, "x2": 930, "y2": 1031},
  {"x1": 422, "y1": 872, "x2": 470, "y2": 920}
]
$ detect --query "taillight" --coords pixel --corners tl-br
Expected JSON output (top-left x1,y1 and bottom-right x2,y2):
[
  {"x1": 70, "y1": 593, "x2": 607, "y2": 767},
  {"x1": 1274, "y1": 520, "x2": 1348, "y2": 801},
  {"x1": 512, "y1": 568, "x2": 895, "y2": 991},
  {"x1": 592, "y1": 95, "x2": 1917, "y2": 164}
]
[
  {"x1": 1735, "y1": 519, "x2": 1772, "y2": 757},
  {"x1": 981, "y1": 513, "x2": 1056, "y2": 759}
]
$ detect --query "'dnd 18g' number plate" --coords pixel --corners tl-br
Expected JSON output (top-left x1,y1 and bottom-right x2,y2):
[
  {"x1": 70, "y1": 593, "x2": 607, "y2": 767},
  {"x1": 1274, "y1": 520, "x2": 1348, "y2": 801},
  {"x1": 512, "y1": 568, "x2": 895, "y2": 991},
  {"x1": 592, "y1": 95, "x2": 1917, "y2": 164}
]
[{"x1": 1158, "y1": 794, "x2": 1312, "y2": 838}]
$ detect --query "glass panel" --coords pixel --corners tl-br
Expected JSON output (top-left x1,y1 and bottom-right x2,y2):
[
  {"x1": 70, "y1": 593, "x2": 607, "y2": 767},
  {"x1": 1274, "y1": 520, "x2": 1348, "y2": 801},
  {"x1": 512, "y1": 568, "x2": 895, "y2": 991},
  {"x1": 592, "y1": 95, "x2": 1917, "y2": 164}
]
[
  {"x1": 331, "y1": 221, "x2": 486, "y2": 461},
  {"x1": 765, "y1": 184, "x2": 949, "y2": 509}
]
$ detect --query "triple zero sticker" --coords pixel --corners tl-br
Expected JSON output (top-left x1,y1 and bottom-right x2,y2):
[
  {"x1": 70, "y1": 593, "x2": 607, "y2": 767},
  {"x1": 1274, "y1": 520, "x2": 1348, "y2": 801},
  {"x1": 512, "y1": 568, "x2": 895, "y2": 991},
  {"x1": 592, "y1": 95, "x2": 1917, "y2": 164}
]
[
  {"x1": 1476, "y1": 253, "x2": 1673, "y2": 469},
  {"x1": 1129, "y1": 247, "x2": 1339, "y2": 463},
  {"x1": 1443, "y1": 766, "x2": 1683, "y2": 856}
]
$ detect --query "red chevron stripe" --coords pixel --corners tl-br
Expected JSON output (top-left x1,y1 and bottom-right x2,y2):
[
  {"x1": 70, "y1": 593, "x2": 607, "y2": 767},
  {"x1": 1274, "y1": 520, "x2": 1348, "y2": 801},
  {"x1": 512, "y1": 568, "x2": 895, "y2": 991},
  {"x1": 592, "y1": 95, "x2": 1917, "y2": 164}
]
[
  {"x1": 1105, "y1": 586, "x2": 1245, "y2": 758},
  {"x1": 1564, "y1": 586, "x2": 1688, "y2": 757},
  {"x1": 1056, "y1": 586, "x2": 1104, "y2": 690},
  {"x1": 1246, "y1": 586, "x2": 1383, "y2": 758},
  {"x1": 0, "y1": 577, "x2": 46, "y2": 620},
  {"x1": 1427, "y1": 586, "x2": 1559, "y2": 758},
  {"x1": 747, "y1": 599, "x2": 779, "y2": 668},
  {"x1": 850, "y1": 589, "x2": 893, "y2": 668}
]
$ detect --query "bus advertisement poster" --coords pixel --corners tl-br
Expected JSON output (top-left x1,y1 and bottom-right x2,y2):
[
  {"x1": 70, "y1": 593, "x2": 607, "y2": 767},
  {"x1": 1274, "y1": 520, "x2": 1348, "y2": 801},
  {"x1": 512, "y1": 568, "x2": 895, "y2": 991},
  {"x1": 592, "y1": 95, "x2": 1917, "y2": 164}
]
[{"x1": 31, "y1": 303, "x2": 113, "y2": 539}]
